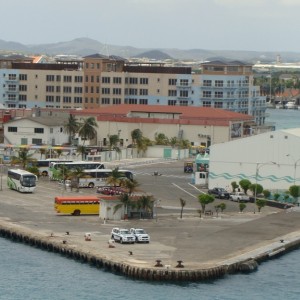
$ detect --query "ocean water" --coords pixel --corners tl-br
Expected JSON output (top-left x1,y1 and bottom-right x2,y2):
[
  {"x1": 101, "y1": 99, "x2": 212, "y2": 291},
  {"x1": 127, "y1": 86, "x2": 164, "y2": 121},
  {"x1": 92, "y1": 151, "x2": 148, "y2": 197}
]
[{"x1": 1, "y1": 108, "x2": 300, "y2": 300}]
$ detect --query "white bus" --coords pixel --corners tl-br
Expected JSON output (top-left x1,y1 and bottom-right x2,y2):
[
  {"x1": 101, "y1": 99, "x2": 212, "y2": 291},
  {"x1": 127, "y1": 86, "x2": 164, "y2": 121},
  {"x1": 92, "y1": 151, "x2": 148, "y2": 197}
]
[
  {"x1": 34, "y1": 159, "x2": 73, "y2": 177},
  {"x1": 49, "y1": 161, "x2": 105, "y2": 180},
  {"x1": 78, "y1": 169, "x2": 134, "y2": 188},
  {"x1": 7, "y1": 169, "x2": 37, "y2": 193}
]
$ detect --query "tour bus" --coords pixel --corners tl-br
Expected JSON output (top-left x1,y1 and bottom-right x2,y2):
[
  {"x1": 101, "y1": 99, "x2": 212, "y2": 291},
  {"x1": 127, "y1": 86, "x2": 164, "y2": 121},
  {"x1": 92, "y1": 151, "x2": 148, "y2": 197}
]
[
  {"x1": 54, "y1": 195, "x2": 100, "y2": 216},
  {"x1": 7, "y1": 169, "x2": 37, "y2": 193},
  {"x1": 34, "y1": 159, "x2": 73, "y2": 176},
  {"x1": 49, "y1": 161, "x2": 105, "y2": 180},
  {"x1": 79, "y1": 169, "x2": 134, "y2": 188}
]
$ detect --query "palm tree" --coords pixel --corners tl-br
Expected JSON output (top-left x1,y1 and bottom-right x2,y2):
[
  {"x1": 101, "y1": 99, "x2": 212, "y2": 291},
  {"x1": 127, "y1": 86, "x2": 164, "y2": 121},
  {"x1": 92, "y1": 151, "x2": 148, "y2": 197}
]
[
  {"x1": 137, "y1": 194, "x2": 154, "y2": 218},
  {"x1": 108, "y1": 134, "x2": 120, "y2": 159},
  {"x1": 179, "y1": 197, "x2": 186, "y2": 219},
  {"x1": 77, "y1": 145, "x2": 87, "y2": 160},
  {"x1": 136, "y1": 137, "x2": 151, "y2": 157},
  {"x1": 68, "y1": 167, "x2": 85, "y2": 192},
  {"x1": 12, "y1": 149, "x2": 36, "y2": 169},
  {"x1": 78, "y1": 117, "x2": 98, "y2": 145},
  {"x1": 39, "y1": 148, "x2": 47, "y2": 159},
  {"x1": 64, "y1": 114, "x2": 80, "y2": 145},
  {"x1": 121, "y1": 178, "x2": 140, "y2": 195},
  {"x1": 55, "y1": 149, "x2": 63, "y2": 158},
  {"x1": 105, "y1": 167, "x2": 123, "y2": 190},
  {"x1": 113, "y1": 192, "x2": 132, "y2": 219}
]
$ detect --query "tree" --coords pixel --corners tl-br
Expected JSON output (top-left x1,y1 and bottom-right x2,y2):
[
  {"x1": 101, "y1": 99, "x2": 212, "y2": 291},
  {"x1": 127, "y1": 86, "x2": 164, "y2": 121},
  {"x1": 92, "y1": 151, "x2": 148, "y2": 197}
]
[
  {"x1": 39, "y1": 148, "x2": 47, "y2": 159},
  {"x1": 11, "y1": 149, "x2": 36, "y2": 169},
  {"x1": 78, "y1": 117, "x2": 98, "y2": 145},
  {"x1": 239, "y1": 203, "x2": 246, "y2": 213},
  {"x1": 121, "y1": 178, "x2": 140, "y2": 195},
  {"x1": 198, "y1": 194, "x2": 215, "y2": 214},
  {"x1": 64, "y1": 114, "x2": 80, "y2": 144},
  {"x1": 55, "y1": 149, "x2": 63, "y2": 158},
  {"x1": 179, "y1": 198, "x2": 186, "y2": 219},
  {"x1": 289, "y1": 185, "x2": 300, "y2": 204},
  {"x1": 105, "y1": 167, "x2": 123, "y2": 189},
  {"x1": 77, "y1": 145, "x2": 87, "y2": 160},
  {"x1": 131, "y1": 129, "x2": 142, "y2": 146},
  {"x1": 249, "y1": 183, "x2": 263, "y2": 198},
  {"x1": 273, "y1": 193, "x2": 280, "y2": 201},
  {"x1": 68, "y1": 167, "x2": 85, "y2": 192},
  {"x1": 256, "y1": 199, "x2": 266, "y2": 212},
  {"x1": 231, "y1": 181, "x2": 239, "y2": 192},
  {"x1": 155, "y1": 132, "x2": 169, "y2": 145},
  {"x1": 136, "y1": 136, "x2": 151, "y2": 157},
  {"x1": 113, "y1": 192, "x2": 132, "y2": 219},
  {"x1": 137, "y1": 195, "x2": 154, "y2": 218},
  {"x1": 239, "y1": 179, "x2": 252, "y2": 194},
  {"x1": 263, "y1": 190, "x2": 271, "y2": 199},
  {"x1": 218, "y1": 202, "x2": 226, "y2": 212}
]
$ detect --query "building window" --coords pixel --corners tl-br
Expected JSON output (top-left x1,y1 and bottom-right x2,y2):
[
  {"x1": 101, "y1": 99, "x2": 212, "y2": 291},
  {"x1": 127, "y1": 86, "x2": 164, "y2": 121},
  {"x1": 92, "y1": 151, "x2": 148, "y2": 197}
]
[
  {"x1": 139, "y1": 99, "x2": 148, "y2": 105},
  {"x1": 180, "y1": 79, "x2": 188, "y2": 86},
  {"x1": 140, "y1": 78, "x2": 148, "y2": 85},
  {"x1": 179, "y1": 90, "x2": 188, "y2": 98},
  {"x1": 129, "y1": 77, "x2": 138, "y2": 84},
  {"x1": 63, "y1": 86, "x2": 72, "y2": 93},
  {"x1": 34, "y1": 128, "x2": 44, "y2": 134},
  {"x1": 63, "y1": 76, "x2": 72, "y2": 82},
  {"x1": 74, "y1": 87, "x2": 83, "y2": 93},
  {"x1": 203, "y1": 91, "x2": 211, "y2": 98},
  {"x1": 74, "y1": 97, "x2": 82, "y2": 103},
  {"x1": 168, "y1": 90, "x2": 177, "y2": 97},
  {"x1": 46, "y1": 86, "x2": 54, "y2": 92},
  {"x1": 8, "y1": 74, "x2": 17, "y2": 80},
  {"x1": 19, "y1": 74, "x2": 27, "y2": 81},
  {"x1": 8, "y1": 94, "x2": 16, "y2": 100},
  {"x1": 102, "y1": 77, "x2": 110, "y2": 84},
  {"x1": 179, "y1": 100, "x2": 188, "y2": 106},
  {"x1": 203, "y1": 80, "x2": 212, "y2": 86},
  {"x1": 125, "y1": 98, "x2": 137, "y2": 104},
  {"x1": 75, "y1": 76, "x2": 83, "y2": 83},
  {"x1": 19, "y1": 85, "x2": 27, "y2": 92},
  {"x1": 168, "y1": 100, "x2": 177, "y2": 105},
  {"x1": 19, "y1": 95, "x2": 27, "y2": 101},
  {"x1": 203, "y1": 101, "x2": 211, "y2": 107},
  {"x1": 8, "y1": 85, "x2": 16, "y2": 91},
  {"x1": 46, "y1": 96, "x2": 54, "y2": 102},
  {"x1": 169, "y1": 79, "x2": 177, "y2": 86},
  {"x1": 129, "y1": 89, "x2": 137, "y2": 95},
  {"x1": 32, "y1": 138, "x2": 42, "y2": 145},
  {"x1": 113, "y1": 77, "x2": 122, "y2": 84},
  {"x1": 215, "y1": 80, "x2": 223, "y2": 87},
  {"x1": 8, "y1": 126, "x2": 17, "y2": 132},
  {"x1": 139, "y1": 89, "x2": 148, "y2": 96},
  {"x1": 214, "y1": 101, "x2": 223, "y2": 108},
  {"x1": 214, "y1": 91, "x2": 223, "y2": 98},
  {"x1": 63, "y1": 96, "x2": 72, "y2": 103},
  {"x1": 56, "y1": 75, "x2": 61, "y2": 82},
  {"x1": 46, "y1": 75, "x2": 55, "y2": 81},
  {"x1": 56, "y1": 96, "x2": 61, "y2": 102},
  {"x1": 113, "y1": 88, "x2": 121, "y2": 95},
  {"x1": 101, "y1": 98, "x2": 110, "y2": 104},
  {"x1": 113, "y1": 98, "x2": 121, "y2": 104},
  {"x1": 102, "y1": 88, "x2": 110, "y2": 94}
]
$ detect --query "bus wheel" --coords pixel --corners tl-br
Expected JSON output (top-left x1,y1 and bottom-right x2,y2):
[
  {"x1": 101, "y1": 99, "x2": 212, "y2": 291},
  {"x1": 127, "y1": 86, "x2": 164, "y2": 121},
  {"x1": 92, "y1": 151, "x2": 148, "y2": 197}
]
[
  {"x1": 88, "y1": 183, "x2": 94, "y2": 188},
  {"x1": 73, "y1": 210, "x2": 80, "y2": 216}
]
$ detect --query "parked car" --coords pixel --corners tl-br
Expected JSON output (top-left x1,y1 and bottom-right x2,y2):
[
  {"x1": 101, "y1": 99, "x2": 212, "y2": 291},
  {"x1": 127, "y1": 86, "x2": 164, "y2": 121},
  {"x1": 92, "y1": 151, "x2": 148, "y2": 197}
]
[
  {"x1": 230, "y1": 192, "x2": 250, "y2": 202},
  {"x1": 207, "y1": 187, "x2": 230, "y2": 199},
  {"x1": 130, "y1": 228, "x2": 150, "y2": 243},
  {"x1": 111, "y1": 228, "x2": 135, "y2": 244}
]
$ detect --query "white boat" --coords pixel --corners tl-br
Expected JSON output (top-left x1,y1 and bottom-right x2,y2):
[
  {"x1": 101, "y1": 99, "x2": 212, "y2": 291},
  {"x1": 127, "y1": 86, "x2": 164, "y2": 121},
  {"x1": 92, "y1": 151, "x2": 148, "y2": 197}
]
[{"x1": 284, "y1": 101, "x2": 297, "y2": 109}]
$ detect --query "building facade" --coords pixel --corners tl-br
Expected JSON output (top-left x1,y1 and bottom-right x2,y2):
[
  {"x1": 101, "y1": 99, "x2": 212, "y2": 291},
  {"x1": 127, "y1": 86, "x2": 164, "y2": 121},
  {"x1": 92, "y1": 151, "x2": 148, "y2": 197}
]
[{"x1": 0, "y1": 56, "x2": 266, "y2": 126}]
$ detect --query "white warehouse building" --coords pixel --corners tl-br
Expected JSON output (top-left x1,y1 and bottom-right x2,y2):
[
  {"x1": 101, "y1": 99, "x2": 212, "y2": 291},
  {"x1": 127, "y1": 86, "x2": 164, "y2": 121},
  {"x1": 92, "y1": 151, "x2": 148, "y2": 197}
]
[{"x1": 208, "y1": 128, "x2": 300, "y2": 191}]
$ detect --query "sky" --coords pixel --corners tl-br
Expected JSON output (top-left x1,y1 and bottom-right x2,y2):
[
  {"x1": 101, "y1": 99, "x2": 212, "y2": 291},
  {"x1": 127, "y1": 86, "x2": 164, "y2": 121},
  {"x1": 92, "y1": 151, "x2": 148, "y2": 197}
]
[{"x1": 1, "y1": 0, "x2": 299, "y2": 52}]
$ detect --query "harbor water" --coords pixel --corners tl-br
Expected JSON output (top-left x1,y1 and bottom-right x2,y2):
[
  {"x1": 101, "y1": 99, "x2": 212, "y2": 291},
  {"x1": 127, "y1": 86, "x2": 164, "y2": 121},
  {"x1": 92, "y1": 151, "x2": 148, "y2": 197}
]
[{"x1": 1, "y1": 108, "x2": 300, "y2": 300}]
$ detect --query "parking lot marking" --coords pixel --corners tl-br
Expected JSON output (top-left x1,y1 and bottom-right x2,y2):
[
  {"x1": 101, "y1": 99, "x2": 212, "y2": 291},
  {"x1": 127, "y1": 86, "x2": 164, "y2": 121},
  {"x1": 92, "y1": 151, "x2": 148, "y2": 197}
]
[{"x1": 172, "y1": 183, "x2": 197, "y2": 198}]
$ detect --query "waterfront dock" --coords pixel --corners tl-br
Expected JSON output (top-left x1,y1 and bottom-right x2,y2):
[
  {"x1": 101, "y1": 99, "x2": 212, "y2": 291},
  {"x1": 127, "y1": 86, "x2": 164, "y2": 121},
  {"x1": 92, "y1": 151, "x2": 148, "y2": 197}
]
[{"x1": 1, "y1": 159, "x2": 300, "y2": 281}]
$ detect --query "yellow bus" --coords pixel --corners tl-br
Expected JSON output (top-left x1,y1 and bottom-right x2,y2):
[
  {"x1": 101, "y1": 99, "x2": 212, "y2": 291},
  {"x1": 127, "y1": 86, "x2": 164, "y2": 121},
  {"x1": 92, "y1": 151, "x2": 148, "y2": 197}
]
[{"x1": 54, "y1": 195, "x2": 100, "y2": 216}]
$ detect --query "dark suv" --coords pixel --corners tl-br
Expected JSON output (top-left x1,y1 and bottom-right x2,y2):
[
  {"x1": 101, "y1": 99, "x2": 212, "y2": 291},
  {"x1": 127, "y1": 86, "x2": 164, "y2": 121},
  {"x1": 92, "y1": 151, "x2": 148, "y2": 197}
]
[{"x1": 208, "y1": 187, "x2": 230, "y2": 199}]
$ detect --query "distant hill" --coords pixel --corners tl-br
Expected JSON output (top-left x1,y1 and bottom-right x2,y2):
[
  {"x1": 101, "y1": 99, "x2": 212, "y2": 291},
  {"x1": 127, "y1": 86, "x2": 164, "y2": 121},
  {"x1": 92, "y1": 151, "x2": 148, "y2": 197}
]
[{"x1": 1, "y1": 37, "x2": 300, "y2": 63}]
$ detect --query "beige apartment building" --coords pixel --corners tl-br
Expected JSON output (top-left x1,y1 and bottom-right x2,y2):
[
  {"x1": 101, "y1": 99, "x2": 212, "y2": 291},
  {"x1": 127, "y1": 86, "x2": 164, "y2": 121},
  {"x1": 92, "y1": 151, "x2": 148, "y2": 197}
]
[{"x1": 0, "y1": 55, "x2": 267, "y2": 127}]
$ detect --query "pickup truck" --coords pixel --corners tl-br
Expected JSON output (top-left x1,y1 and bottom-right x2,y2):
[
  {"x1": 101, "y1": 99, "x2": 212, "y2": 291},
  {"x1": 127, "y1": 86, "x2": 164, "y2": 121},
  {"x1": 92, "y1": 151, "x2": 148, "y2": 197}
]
[
  {"x1": 207, "y1": 187, "x2": 230, "y2": 199},
  {"x1": 230, "y1": 192, "x2": 250, "y2": 202}
]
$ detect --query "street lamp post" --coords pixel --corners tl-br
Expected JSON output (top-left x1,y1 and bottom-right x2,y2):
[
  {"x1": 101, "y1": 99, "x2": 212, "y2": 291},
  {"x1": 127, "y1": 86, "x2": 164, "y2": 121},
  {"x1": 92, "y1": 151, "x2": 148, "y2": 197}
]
[
  {"x1": 286, "y1": 154, "x2": 300, "y2": 185},
  {"x1": 254, "y1": 161, "x2": 276, "y2": 208}
]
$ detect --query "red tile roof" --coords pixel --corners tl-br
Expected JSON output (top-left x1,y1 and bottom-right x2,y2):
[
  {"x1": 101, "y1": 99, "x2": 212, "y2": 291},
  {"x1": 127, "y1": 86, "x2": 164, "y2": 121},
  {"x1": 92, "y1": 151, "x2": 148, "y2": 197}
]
[{"x1": 71, "y1": 105, "x2": 253, "y2": 127}]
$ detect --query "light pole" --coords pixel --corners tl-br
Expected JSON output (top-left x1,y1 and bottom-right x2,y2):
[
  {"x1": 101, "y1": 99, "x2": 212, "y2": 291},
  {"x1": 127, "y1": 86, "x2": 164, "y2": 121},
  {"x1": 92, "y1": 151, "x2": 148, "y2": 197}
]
[
  {"x1": 254, "y1": 161, "x2": 276, "y2": 207},
  {"x1": 286, "y1": 154, "x2": 300, "y2": 185}
]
